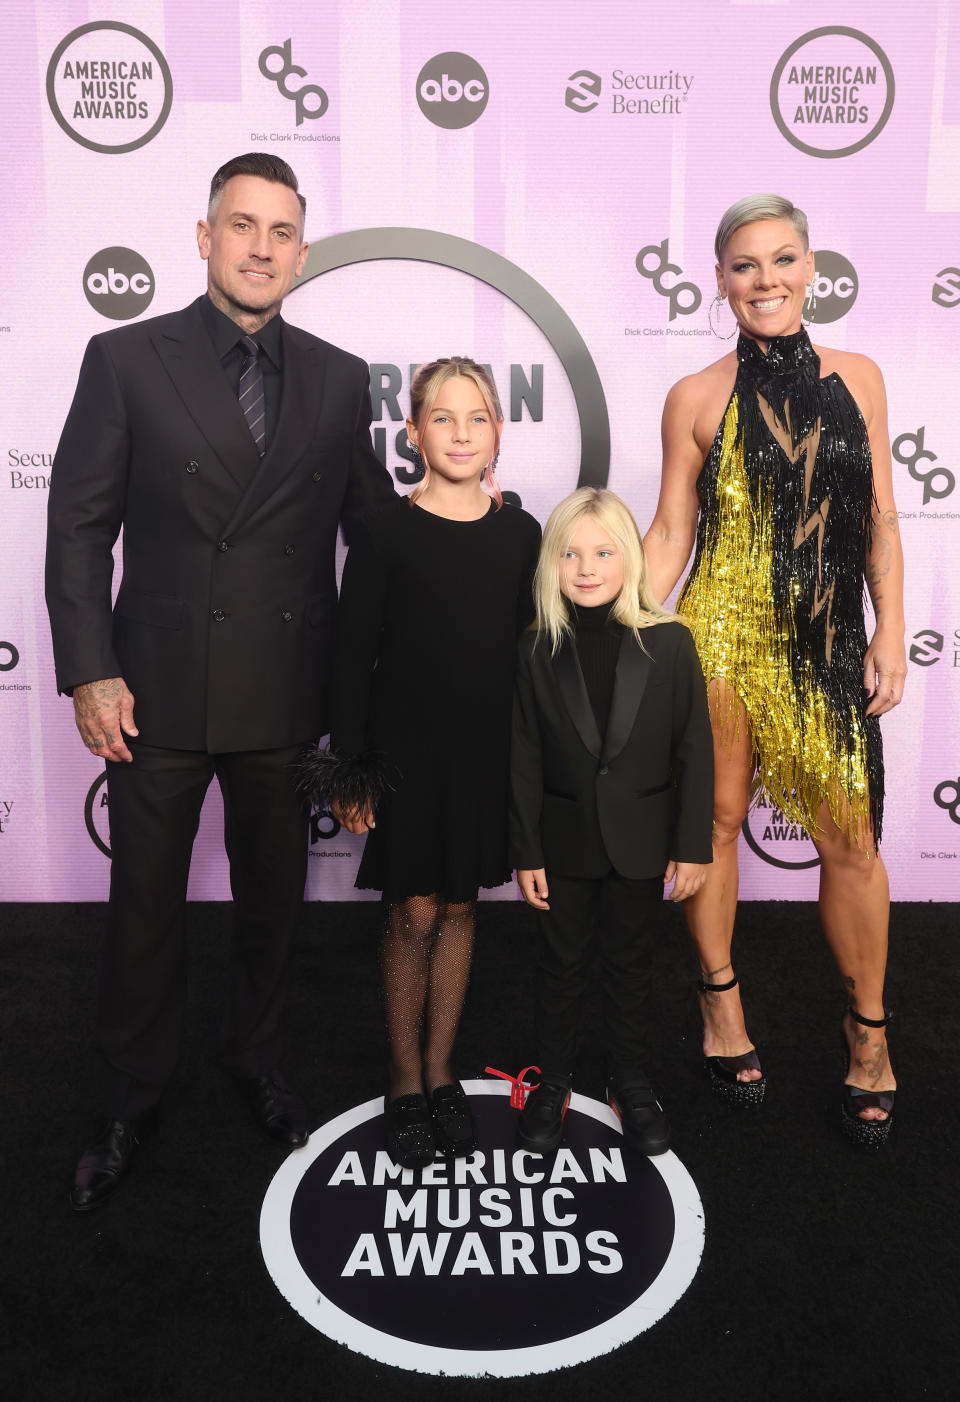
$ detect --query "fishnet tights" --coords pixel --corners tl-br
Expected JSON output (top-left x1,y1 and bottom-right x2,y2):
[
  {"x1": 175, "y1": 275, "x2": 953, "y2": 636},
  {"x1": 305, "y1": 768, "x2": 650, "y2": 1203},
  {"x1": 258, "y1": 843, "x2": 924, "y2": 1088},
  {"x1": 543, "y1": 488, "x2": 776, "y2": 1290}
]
[{"x1": 381, "y1": 894, "x2": 476, "y2": 1100}]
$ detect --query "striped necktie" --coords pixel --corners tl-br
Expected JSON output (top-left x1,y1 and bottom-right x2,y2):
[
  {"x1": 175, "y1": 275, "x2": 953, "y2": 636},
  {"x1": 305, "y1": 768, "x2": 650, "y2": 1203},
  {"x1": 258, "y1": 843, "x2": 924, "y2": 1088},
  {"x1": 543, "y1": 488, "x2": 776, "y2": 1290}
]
[{"x1": 238, "y1": 335, "x2": 266, "y2": 457}]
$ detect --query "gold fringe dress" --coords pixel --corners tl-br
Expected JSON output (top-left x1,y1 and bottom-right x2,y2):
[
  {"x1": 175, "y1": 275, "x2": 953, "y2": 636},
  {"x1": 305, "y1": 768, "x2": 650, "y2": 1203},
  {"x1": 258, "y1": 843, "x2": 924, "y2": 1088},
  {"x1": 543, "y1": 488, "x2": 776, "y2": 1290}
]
[{"x1": 678, "y1": 329, "x2": 883, "y2": 847}]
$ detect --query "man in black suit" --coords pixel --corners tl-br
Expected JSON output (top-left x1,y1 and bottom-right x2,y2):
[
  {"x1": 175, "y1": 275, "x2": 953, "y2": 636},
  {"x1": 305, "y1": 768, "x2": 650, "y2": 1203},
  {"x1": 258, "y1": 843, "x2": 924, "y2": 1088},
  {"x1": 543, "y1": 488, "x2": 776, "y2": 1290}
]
[{"x1": 46, "y1": 153, "x2": 394, "y2": 1209}]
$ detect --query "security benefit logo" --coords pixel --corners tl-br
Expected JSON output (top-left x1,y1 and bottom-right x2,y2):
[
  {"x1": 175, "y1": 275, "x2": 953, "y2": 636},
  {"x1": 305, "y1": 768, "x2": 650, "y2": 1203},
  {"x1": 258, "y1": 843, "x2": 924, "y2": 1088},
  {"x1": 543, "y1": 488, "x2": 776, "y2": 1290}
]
[
  {"x1": 416, "y1": 53, "x2": 489, "y2": 128},
  {"x1": 83, "y1": 248, "x2": 155, "y2": 320},
  {"x1": 932, "y1": 268, "x2": 960, "y2": 309},
  {"x1": 261, "y1": 1081, "x2": 704, "y2": 1376},
  {"x1": 46, "y1": 22, "x2": 173, "y2": 155},
  {"x1": 770, "y1": 27, "x2": 895, "y2": 159}
]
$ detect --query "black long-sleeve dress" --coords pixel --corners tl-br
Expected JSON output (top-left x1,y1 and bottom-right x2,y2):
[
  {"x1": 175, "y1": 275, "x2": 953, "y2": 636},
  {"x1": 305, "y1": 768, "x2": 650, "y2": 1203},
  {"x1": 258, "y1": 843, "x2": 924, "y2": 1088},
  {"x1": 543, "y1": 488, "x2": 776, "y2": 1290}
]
[{"x1": 329, "y1": 495, "x2": 541, "y2": 903}]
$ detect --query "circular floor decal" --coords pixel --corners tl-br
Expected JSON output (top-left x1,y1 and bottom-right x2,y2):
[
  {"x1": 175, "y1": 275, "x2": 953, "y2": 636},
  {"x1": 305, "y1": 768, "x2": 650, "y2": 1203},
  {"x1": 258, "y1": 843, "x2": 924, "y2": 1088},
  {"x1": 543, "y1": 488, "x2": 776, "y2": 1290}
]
[{"x1": 260, "y1": 1080, "x2": 704, "y2": 1376}]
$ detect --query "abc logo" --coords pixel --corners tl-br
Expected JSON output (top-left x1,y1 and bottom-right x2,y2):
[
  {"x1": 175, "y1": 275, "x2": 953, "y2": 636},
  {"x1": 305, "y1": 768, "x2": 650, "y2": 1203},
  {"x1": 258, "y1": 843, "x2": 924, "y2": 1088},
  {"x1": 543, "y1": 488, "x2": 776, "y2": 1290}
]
[
  {"x1": 83, "y1": 246, "x2": 155, "y2": 320},
  {"x1": 416, "y1": 51, "x2": 489, "y2": 129},
  {"x1": 805, "y1": 250, "x2": 858, "y2": 324}
]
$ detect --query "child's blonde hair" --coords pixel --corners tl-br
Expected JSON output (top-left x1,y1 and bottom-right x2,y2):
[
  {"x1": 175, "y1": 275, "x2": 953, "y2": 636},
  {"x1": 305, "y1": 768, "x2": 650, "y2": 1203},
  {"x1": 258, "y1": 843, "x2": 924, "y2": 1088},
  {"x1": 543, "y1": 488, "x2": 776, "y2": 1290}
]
[{"x1": 533, "y1": 488, "x2": 674, "y2": 653}]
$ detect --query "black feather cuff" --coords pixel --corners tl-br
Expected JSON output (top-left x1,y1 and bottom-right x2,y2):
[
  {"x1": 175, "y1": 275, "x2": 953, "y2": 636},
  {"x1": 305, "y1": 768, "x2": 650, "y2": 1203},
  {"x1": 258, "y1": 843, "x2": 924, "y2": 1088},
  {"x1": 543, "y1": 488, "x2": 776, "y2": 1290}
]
[{"x1": 296, "y1": 746, "x2": 398, "y2": 815}]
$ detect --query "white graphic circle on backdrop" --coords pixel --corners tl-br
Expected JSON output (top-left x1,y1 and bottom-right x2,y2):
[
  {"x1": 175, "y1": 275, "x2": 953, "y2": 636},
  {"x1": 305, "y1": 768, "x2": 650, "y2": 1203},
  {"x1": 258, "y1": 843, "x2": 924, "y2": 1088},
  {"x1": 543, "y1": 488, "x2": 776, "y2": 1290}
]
[{"x1": 260, "y1": 1080, "x2": 704, "y2": 1376}]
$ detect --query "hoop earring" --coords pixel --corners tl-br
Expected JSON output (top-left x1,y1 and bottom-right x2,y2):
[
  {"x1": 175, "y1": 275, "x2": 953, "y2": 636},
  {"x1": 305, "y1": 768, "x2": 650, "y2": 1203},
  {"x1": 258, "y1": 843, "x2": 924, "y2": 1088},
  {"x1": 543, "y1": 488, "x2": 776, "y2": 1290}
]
[
  {"x1": 708, "y1": 291, "x2": 737, "y2": 341},
  {"x1": 802, "y1": 286, "x2": 817, "y2": 328}
]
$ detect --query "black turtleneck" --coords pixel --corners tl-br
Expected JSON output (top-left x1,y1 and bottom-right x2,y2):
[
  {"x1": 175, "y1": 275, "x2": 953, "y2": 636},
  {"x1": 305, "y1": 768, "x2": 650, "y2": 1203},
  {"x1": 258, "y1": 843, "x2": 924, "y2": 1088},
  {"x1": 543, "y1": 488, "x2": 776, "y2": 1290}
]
[{"x1": 571, "y1": 599, "x2": 620, "y2": 735}]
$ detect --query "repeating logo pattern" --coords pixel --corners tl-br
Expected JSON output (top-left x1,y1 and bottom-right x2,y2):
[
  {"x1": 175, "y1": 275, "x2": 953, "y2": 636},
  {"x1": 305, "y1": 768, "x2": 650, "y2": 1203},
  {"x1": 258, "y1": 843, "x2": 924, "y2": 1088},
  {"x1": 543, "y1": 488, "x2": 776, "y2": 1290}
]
[
  {"x1": 806, "y1": 251, "x2": 858, "y2": 324},
  {"x1": 892, "y1": 427, "x2": 955, "y2": 505},
  {"x1": 635, "y1": 239, "x2": 702, "y2": 321},
  {"x1": 83, "y1": 247, "x2": 155, "y2": 320},
  {"x1": 933, "y1": 779, "x2": 960, "y2": 826},
  {"x1": 770, "y1": 27, "x2": 895, "y2": 159},
  {"x1": 259, "y1": 40, "x2": 329, "y2": 125},
  {"x1": 416, "y1": 53, "x2": 489, "y2": 128},
  {"x1": 46, "y1": 22, "x2": 173, "y2": 154}
]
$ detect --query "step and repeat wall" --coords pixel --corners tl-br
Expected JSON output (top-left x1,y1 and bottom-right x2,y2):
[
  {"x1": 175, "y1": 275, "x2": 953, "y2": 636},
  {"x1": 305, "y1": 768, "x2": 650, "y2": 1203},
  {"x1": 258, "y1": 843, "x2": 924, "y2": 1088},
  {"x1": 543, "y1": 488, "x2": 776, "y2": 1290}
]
[{"x1": 2, "y1": 0, "x2": 957, "y2": 901}]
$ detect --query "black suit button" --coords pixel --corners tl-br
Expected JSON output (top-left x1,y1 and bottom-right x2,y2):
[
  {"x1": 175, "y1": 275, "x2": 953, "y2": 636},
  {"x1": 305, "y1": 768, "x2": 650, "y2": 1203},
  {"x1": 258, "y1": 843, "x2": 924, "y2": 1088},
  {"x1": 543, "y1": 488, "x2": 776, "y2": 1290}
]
[
  {"x1": 281, "y1": 610, "x2": 293, "y2": 622},
  {"x1": 212, "y1": 608, "x2": 225, "y2": 622},
  {"x1": 185, "y1": 460, "x2": 199, "y2": 474},
  {"x1": 217, "y1": 539, "x2": 229, "y2": 552},
  {"x1": 283, "y1": 543, "x2": 295, "y2": 555},
  {"x1": 312, "y1": 471, "x2": 322, "y2": 482},
  {"x1": 599, "y1": 766, "x2": 609, "y2": 776}
]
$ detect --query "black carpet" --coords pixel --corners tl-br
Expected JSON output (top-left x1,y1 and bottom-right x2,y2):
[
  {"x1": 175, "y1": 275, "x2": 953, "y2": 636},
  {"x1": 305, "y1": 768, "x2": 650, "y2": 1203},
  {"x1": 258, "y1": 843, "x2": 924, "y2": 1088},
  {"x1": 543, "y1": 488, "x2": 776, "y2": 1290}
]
[{"x1": 1, "y1": 900, "x2": 956, "y2": 1400}]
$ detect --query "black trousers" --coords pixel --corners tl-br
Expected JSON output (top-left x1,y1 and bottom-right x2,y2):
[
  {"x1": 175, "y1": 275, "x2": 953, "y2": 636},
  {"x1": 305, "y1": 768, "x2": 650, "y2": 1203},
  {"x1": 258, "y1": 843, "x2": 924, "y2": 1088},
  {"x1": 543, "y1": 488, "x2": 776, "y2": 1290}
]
[
  {"x1": 99, "y1": 741, "x2": 308, "y2": 1119},
  {"x1": 535, "y1": 868, "x2": 663, "y2": 1084}
]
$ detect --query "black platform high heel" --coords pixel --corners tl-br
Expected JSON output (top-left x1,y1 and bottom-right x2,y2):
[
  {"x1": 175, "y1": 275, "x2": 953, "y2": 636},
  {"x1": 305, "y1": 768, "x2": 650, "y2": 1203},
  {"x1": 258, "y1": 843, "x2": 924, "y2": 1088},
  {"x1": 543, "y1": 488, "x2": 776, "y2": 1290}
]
[
  {"x1": 841, "y1": 1006, "x2": 895, "y2": 1149},
  {"x1": 697, "y1": 974, "x2": 766, "y2": 1108}
]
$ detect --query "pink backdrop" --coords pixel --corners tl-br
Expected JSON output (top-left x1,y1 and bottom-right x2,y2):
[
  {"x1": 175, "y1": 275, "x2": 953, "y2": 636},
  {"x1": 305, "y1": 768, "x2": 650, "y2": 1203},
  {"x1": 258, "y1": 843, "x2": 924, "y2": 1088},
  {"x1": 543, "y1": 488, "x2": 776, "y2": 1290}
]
[{"x1": 2, "y1": 0, "x2": 958, "y2": 901}]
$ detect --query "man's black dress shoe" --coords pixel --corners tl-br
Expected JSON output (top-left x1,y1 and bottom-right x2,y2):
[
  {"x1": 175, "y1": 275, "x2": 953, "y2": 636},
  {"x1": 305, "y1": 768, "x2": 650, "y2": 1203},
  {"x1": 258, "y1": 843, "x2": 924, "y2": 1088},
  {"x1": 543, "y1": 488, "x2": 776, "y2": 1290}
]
[
  {"x1": 607, "y1": 1080, "x2": 671, "y2": 1156},
  {"x1": 517, "y1": 1075, "x2": 572, "y2": 1154},
  {"x1": 70, "y1": 1118, "x2": 144, "y2": 1211},
  {"x1": 243, "y1": 1071, "x2": 309, "y2": 1147}
]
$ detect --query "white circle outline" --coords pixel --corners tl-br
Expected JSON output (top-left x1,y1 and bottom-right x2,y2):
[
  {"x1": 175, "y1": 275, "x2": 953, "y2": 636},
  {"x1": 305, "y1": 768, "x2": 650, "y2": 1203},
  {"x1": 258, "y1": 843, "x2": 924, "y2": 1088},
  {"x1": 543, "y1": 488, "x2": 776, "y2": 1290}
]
[{"x1": 260, "y1": 1080, "x2": 705, "y2": 1377}]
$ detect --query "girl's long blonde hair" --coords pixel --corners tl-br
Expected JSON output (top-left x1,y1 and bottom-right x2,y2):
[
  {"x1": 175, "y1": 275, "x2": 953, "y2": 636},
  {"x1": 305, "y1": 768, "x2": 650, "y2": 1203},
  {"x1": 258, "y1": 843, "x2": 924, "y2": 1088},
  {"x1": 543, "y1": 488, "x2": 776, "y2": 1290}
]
[
  {"x1": 408, "y1": 357, "x2": 503, "y2": 508},
  {"x1": 533, "y1": 488, "x2": 675, "y2": 654}
]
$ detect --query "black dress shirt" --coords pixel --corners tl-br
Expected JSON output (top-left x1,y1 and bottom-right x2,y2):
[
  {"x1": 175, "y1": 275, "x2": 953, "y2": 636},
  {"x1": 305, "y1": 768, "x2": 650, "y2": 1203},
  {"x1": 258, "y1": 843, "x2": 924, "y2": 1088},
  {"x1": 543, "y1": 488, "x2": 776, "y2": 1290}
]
[{"x1": 198, "y1": 294, "x2": 283, "y2": 450}]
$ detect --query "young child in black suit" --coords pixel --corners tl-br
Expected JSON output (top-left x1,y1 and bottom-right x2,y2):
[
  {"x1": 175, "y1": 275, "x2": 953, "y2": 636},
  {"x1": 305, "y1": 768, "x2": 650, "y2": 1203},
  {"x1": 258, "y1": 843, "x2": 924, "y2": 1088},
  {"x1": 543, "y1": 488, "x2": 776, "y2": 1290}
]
[{"x1": 510, "y1": 488, "x2": 714, "y2": 1155}]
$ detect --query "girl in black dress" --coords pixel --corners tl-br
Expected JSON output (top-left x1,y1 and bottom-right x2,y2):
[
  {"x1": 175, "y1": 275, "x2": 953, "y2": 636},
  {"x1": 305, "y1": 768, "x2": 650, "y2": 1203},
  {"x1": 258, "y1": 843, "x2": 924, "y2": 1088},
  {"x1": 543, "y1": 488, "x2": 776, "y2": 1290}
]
[{"x1": 304, "y1": 357, "x2": 540, "y2": 1168}]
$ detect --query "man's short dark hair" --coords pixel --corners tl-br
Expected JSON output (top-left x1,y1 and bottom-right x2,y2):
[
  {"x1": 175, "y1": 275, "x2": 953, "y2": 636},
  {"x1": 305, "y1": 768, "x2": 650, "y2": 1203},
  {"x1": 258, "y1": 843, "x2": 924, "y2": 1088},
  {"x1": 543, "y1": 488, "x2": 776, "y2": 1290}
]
[{"x1": 207, "y1": 153, "x2": 307, "y2": 226}]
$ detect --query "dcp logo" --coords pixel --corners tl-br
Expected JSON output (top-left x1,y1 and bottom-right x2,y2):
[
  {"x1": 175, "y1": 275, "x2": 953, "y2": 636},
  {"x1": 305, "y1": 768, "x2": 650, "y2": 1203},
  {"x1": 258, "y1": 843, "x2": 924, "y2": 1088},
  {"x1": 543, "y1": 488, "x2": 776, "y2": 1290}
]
[
  {"x1": 934, "y1": 779, "x2": 960, "y2": 826},
  {"x1": 635, "y1": 239, "x2": 701, "y2": 322},
  {"x1": 259, "y1": 39, "x2": 329, "y2": 126},
  {"x1": 910, "y1": 630, "x2": 944, "y2": 667},
  {"x1": 566, "y1": 70, "x2": 601, "y2": 112},
  {"x1": 416, "y1": 52, "x2": 489, "y2": 129},
  {"x1": 83, "y1": 247, "x2": 155, "y2": 320},
  {"x1": 805, "y1": 250, "x2": 858, "y2": 324},
  {"x1": 932, "y1": 267, "x2": 960, "y2": 308},
  {"x1": 0, "y1": 641, "x2": 20, "y2": 671},
  {"x1": 892, "y1": 426, "x2": 955, "y2": 505}
]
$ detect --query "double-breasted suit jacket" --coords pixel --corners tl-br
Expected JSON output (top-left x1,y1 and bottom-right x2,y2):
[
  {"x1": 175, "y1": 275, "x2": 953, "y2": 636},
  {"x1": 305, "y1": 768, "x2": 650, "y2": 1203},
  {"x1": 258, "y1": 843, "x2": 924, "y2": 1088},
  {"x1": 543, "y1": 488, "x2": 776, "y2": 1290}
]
[
  {"x1": 509, "y1": 620, "x2": 714, "y2": 880},
  {"x1": 46, "y1": 296, "x2": 393, "y2": 752}
]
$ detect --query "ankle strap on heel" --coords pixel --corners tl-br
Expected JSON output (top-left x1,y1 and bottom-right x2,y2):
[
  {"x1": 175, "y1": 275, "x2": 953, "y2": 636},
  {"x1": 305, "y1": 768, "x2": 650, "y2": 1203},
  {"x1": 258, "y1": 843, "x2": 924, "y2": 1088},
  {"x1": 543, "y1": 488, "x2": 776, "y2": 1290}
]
[
  {"x1": 697, "y1": 974, "x2": 739, "y2": 994},
  {"x1": 847, "y1": 1005, "x2": 892, "y2": 1029}
]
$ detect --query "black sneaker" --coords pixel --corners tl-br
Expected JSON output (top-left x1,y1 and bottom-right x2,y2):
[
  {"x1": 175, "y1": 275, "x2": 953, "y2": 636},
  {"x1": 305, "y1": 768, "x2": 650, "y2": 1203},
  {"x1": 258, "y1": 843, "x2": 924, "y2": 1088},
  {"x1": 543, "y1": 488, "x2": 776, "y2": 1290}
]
[
  {"x1": 517, "y1": 1076, "x2": 572, "y2": 1153},
  {"x1": 607, "y1": 1081, "x2": 671, "y2": 1156}
]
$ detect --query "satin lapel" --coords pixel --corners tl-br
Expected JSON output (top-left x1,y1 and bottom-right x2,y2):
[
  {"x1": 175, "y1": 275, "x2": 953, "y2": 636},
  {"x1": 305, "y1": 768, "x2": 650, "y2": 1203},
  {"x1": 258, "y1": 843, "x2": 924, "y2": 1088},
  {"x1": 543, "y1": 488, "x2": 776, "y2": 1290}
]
[
  {"x1": 221, "y1": 322, "x2": 328, "y2": 536},
  {"x1": 552, "y1": 638, "x2": 603, "y2": 759},
  {"x1": 151, "y1": 301, "x2": 259, "y2": 490},
  {"x1": 602, "y1": 630, "x2": 651, "y2": 764}
]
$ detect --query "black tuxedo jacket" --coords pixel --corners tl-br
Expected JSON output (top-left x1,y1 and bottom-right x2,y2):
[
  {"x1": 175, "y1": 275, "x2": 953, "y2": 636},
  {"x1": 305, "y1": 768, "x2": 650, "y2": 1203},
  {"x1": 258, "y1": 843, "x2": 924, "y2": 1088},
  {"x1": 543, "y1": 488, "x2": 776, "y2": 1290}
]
[
  {"x1": 509, "y1": 621, "x2": 714, "y2": 880},
  {"x1": 46, "y1": 297, "x2": 394, "y2": 752}
]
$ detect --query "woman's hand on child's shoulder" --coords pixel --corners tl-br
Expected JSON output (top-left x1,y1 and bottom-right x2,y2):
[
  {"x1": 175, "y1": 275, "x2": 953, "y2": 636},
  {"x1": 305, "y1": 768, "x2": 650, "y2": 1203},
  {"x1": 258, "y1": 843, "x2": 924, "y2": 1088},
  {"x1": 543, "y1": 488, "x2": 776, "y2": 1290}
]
[
  {"x1": 517, "y1": 869, "x2": 550, "y2": 910},
  {"x1": 663, "y1": 861, "x2": 707, "y2": 902}
]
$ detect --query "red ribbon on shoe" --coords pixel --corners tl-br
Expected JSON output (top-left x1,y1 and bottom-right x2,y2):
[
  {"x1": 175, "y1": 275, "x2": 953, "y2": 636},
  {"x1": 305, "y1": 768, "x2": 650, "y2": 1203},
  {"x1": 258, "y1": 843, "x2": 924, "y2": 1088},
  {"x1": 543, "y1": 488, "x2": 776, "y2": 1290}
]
[{"x1": 485, "y1": 1065, "x2": 541, "y2": 1109}]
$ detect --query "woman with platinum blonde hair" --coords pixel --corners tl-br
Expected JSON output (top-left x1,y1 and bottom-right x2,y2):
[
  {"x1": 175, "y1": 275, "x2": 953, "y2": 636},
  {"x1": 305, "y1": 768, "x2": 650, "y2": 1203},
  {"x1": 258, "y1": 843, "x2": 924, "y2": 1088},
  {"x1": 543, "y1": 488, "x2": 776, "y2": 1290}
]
[
  {"x1": 510, "y1": 488, "x2": 714, "y2": 1157},
  {"x1": 644, "y1": 194, "x2": 906, "y2": 1146}
]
